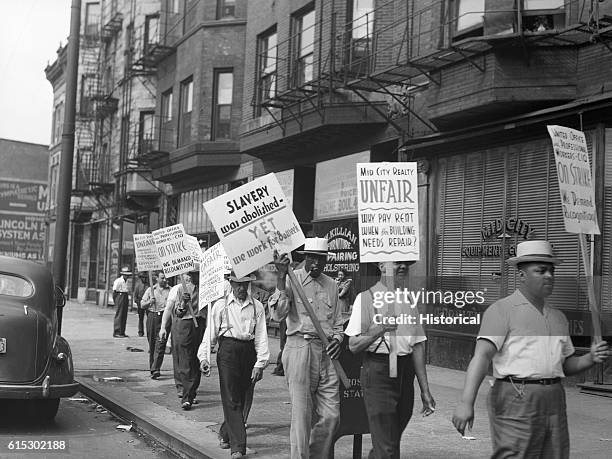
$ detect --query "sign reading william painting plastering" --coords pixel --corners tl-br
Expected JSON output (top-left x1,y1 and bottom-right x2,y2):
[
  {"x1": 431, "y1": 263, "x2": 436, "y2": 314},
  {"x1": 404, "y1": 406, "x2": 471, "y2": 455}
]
[
  {"x1": 152, "y1": 224, "x2": 194, "y2": 278},
  {"x1": 199, "y1": 242, "x2": 229, "y2": 309},
  {"x1": 203, "y1": 173, "x2": 306, "y2": 279},
  {"x1": 547, "y1": 126, "x2": 600, "y2": 234},
  {"x1": 357, "y1": 163, "x2": 419, "y2": 263},
  {"x1": 133, "y1": 234, "x2": 163, "y2": 272}
]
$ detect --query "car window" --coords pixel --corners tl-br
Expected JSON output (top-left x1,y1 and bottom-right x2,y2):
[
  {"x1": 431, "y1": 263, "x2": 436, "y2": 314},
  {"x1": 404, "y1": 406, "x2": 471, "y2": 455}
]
[{"x1": 0, "y1": 273, "x2": 34, "y2": 297}]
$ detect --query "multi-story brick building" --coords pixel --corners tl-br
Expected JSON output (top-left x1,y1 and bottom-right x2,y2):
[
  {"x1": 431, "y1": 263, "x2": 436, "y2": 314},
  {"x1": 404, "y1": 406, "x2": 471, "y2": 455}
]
[{"x1": 241, "y1": 0, "x2": 612, "y2": 387}]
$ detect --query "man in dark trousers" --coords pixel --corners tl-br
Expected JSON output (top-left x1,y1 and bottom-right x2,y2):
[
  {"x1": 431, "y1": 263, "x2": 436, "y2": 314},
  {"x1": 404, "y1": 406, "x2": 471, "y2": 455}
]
[
  {"x1": 112, "y1": 266, "x2": 131, "y2": 338},
  {"x1": 141, "y1": 272, "x2": 171, "y2": 379},
  {"x1": 199, "y1": 271, "x2": 269, "y2": 459},
  {"x1": 133, "y1": 272, "x2": 148, "y2": 337}
]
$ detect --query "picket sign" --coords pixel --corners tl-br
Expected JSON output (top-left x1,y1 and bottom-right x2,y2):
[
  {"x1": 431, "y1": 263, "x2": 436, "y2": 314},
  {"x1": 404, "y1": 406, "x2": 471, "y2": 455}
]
[
  {"x1": 548, "y1": 126, "x2": 602, "y2": 342},
  {"x1": 199, "y1": 242, "x2": 228, "y2": 310},
  {"x1": 133, "y1": 233, "x2": 162, "y2": 290}
]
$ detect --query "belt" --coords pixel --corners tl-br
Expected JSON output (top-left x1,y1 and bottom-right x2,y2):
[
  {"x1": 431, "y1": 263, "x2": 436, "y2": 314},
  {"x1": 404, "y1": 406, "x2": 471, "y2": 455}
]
[
  {"x1": 219, "y1": 336, "x2": 254, "y2": 343},
  {"x1": 291, "y1": 333, "x2": 321, "y2": 341},
  {"x1": 151, "y1": 310, "x2": 164, "y2": 316},
  {"x1": 498, "y1": 376, "x2": 561, "y2": 385},
  {"x1": 365, "y1": 352, "x2": 412, "y2": 361}
]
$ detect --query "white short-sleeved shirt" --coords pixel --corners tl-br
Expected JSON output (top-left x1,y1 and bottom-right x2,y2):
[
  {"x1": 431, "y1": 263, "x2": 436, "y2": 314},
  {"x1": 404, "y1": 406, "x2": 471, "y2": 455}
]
[
  {"x1": 112, "y1": 277, "x2": 129, "y2": 293},
  {"x1": 344, "y1": 281, "x2": 426, "y2": 356},
  {"x1": 478, "y1": 289, "x2": 575, "y2": 379}
]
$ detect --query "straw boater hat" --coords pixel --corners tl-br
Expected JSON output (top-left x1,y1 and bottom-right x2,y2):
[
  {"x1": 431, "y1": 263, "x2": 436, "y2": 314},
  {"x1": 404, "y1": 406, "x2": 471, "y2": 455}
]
[
  {"x1": 507, "y1": 241, "x2": 562, "y2": 266},
  {"x1": 297, "y1": 237, "x2": 329, "y2": 255},
  {"x1": 120, "y1": 266, "x2": 132, "y2": 275},
  {"x1": 228, "y1": 270, "x2": 256, "y2": 282}
]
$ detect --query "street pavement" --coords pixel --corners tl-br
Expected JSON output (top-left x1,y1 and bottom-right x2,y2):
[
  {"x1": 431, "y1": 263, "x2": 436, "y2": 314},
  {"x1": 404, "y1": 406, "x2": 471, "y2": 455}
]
[
  {"x1": 0, "y1": 392, "x2": 175, "y2": 459},
  {"x1": 62, "y1": 301, "x2": 612, "y2": 458}
]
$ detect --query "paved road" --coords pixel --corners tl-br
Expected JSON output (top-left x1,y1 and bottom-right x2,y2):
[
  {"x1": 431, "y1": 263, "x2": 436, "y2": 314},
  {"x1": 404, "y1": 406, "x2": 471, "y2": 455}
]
[{"x1": 0, "y1": 393, "x2": 176, "y2": 459}]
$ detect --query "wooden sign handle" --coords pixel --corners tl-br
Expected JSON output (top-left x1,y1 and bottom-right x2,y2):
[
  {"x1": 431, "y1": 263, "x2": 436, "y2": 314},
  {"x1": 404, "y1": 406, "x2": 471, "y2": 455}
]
[
  {"x1": 383, "y1": 262, "x2": 398, "y2": 378},
  {"x1": 578, "y1": 234, "x2": 602, "y2": 342},
  {"x1": 286, "y1": 268, "x2": 350, "y2": 388}
]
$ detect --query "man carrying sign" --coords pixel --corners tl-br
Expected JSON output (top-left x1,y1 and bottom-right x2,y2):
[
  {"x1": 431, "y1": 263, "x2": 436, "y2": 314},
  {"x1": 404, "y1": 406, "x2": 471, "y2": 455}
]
[
  {"x1": 270, "y1": 237, "x2": 344, "y2": 459},
  {"x1": 346, "y1": 260, "x2": 435, "y2": 459}
]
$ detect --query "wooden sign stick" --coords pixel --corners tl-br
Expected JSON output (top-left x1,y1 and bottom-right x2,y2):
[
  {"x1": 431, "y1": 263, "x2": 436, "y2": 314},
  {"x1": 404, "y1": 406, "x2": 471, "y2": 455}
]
[
  {"x1": 383, "y1": 262, "x2": 398, "y2": 378},
  {"x1": 179, "y1": 275, "x2": 199, "y2": 328},
  {"x1": 148, "y1": 271, "x2": 154, "y2": 292},
  {"x1": 578, "y1": 234, "x2": 602, "y2": 342},
  {"x1": 286, "y1": 267, "x2": 350, "y2": 388}
]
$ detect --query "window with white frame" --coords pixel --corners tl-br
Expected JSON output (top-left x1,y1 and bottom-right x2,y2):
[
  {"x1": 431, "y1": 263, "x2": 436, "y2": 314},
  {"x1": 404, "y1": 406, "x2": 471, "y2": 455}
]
[
  {"x1": 256, "y1": 27, "x2": 277, "y2": 112},
  {"x1": 292, "y1": 7, "x2": 315, "y2": 87}
]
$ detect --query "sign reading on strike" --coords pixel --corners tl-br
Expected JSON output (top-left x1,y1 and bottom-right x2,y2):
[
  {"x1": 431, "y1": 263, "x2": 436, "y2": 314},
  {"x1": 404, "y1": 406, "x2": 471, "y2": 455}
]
[
  {"x1": 203, "y1": 173, "x2": 305, "y2": 278},
  {"x1": 547, "y1": 126, "x2": 600, "y2": 235},
  {"x1": 133, "y1": 234, "x2": 162, "y2": 272},
  {"x1": 152, "y1": 224, "x2": 194, "y2": 278},
  {"x1": 356, "y1": 163, "x2": 420, "y2": 263},
  {"x1": 199, "y1": 242, "x2": 228, "y2": 310}
]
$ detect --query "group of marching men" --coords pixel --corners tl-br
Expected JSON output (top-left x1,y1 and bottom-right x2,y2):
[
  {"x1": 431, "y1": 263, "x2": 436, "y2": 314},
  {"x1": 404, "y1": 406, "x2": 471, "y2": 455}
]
[{"x1": 129, "y1": 237, "x2": 610, "y2": 459}]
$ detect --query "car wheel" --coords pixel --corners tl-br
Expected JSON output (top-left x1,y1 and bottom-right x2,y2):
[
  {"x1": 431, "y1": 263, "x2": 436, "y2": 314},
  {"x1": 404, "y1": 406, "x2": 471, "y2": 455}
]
[{"x1": 36, "y1": 399, "x2": 60, "y2": 421}]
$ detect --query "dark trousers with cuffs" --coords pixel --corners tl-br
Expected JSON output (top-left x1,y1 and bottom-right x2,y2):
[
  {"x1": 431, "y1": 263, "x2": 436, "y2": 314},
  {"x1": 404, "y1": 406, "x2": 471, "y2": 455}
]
[
  {"x1": 113, "y1": 292, "x2": 129, "y2": 335},
  {"x1": 361, "y1": 353, "x2": 415, "y2": 459},
  {"x1": 218, "y1": 337, "x2": 256, "y2": 455},
  {"x1": 146, "y1": 311, "x2": 166, "y2": 373},
  {"x1": 171, "y1": 316, "x2": 206, "y2": 403}
]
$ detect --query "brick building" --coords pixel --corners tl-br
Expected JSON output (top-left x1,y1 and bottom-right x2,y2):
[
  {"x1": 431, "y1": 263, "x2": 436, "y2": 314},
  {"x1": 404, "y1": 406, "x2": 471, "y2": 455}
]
[{"x1": 241, "y1": 0, "x2": 612, "y2": 387}]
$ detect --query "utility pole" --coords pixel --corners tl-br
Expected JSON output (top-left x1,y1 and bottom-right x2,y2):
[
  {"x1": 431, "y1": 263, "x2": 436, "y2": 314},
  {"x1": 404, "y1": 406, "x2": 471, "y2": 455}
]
[{"x1": 53, "y1": 0, "x2": 81, "y2": 335}]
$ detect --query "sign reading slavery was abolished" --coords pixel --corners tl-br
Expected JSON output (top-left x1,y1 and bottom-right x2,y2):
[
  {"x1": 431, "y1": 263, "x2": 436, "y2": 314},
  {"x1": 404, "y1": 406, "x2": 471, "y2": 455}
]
[
  {"x1": 203, "y1": 173, "x2": 306, "y2": 278},
  {"x1": 133, "y1": 234, "x2": 163, "y2": 272},
  {"x1": 356, "y1": 163, "x2": 420, "y2": 263},
  {"x1": 152, "y1": 224, "x2": 194, "y2": 278},
  {"x1": 547, "y1": 125, "x2": 600, "y2": 235}
]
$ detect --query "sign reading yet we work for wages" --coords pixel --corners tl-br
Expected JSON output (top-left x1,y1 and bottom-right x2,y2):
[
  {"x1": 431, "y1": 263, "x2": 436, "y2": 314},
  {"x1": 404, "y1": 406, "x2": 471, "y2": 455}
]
[
  {"x1": 204, "y1": 173, "x2": 305, "y2": 279},
  {"x1": 356, "y1": 162, "x2": 420, "y2": 262},
  {"x1": 152, "y1": 224, "x2": 194, "y2": 278},
  {"x1": 547, "y1": 126, "x2": 600, "y2": 235},
  {"x1": 133, "y1": 234, "x2": 162, "y2": 272}
]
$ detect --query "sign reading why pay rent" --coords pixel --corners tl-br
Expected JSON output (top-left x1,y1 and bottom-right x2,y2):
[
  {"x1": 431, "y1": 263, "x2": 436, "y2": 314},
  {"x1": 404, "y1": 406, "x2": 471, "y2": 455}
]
[
  {"x1": 204, "y1": 173, "x2": 305, "y2": 279},
  {"x1": 357, "y1": 162, "x2": 420, "y2": 263}
]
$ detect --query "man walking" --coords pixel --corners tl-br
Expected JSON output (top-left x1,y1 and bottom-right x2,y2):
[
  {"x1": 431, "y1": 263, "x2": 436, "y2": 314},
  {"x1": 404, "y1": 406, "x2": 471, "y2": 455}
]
[
  {"x1": 112, "y1": 266, "x2": 131, "y2": 338},
  {"x1": 452, "y1": 241, "x2": 610, "y2": 457},
  {"x1": 133, "y1": 272, "x2": 148, "y2": 337},
  {"x1": 161, "y1": 269, "x2": 206, "y2": 410},
  {"x1": 141, "y1": 272, "x2": 171, "y2": 379},
  {"x1": 270, "y1": 237, "x2": 344, "y2": 459},
  {"x1": 345, "y1": 260, "x2": 436, "y2": 458},
  {"x1": 199, "y1": 271, "x2": 269, "y2": 459}
]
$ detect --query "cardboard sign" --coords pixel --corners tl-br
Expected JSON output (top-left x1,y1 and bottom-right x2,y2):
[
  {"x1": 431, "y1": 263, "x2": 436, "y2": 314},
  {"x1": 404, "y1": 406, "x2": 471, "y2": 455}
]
[
  {"x1": 184, "y1": 234, "x2": 203, "y2": 263},
  {"x1": 203, "y1": 173, "x2": 305, "y2": 278},
  {"x1": 547, "y1": 126, "x2": 600, "y2": 235},
  {"x1": 356, "y1": 163, "x2": 420, "y2": 262},
  {"x1": 152, "y1": 224, "x2": 194, "y2": 278},
  {"x1": 199, "y1": 242, "x2": 228, "y2": 310},
  {"x1": 133, "y1": 234, "x2": 162, "y2": 272}
]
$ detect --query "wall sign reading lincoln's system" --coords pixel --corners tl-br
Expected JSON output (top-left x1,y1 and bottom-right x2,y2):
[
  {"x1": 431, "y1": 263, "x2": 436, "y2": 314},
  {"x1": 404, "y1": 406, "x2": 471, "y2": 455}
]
[{"x1": 462, "y1": 217, "x2": 536, "y2": 259}]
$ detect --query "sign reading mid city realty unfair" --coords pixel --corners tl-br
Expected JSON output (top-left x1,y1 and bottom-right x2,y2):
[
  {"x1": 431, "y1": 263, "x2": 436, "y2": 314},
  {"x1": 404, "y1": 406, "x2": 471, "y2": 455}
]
[
  {"x1": 152, "y1": 224, "x2": 194, "y2": 278},
  {"x1": 203, "y1": 173, "x2": 305, "y2": 278},
  {"x1": 547, "y1": 126, "x2": 600, "y2": 234},
  {"x1": 356, "y1": 162, "x2": 420, "y2": 262},
  {"x1": 199, "y1": 242, "x2": 229, "y2": 309},
  {"x1": 133, "y1": 233, "x2": 163, "y2": 272}
]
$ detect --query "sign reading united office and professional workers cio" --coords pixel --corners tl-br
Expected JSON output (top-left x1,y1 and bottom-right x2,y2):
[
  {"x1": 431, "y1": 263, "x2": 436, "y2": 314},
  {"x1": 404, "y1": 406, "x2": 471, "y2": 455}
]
[
  {"x1": 356, "y1": 163, "x2": 420, "y2": 263},
  {"x1": 152, "y1": 224, "x2": 195, "y2": 278},
  {"x1": 203, "y1": 173, "x2": 306, "y2": 279},
  {"x1": 547, "y1": 125, "x2": 600, "y2": 235}
]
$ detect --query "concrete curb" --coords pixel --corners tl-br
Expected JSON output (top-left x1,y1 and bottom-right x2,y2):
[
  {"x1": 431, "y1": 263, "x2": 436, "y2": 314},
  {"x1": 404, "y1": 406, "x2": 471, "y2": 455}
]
[{"x1": 77, "y1": 379, "x2": 221, "y2": 459}]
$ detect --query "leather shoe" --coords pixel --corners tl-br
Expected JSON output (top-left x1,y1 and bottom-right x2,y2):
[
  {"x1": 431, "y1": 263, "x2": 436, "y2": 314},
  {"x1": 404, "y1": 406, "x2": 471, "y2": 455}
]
[
  {"x1": 230, "y1": 452, "x2": 244, "y2": 458},
  {"x1": 151, "y1": 372, "x2": 160, "y2": 380},
  {"x1": 113, "y1": 334, "x2": 128, "y2": 338},
  {"x1": 181, "y1": 401, "x2": 191, "y2": 410},
  {"x1": 138, "y1": 332, "x2": 144, "y2": 337},
  {"x1": 219, "y1": 439, "x2": 230, "y2": 449}
]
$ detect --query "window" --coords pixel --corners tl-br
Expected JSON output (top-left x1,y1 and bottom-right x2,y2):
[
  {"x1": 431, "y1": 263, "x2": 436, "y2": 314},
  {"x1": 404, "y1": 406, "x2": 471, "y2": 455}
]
[
  {"x1": 167, "y1": 0, "x2": 179, "y2": 14},
  {"x1": 84, "y1": 2, "x2": 100, "y2": 38},
  {"x1": 160, "y1": 89, "x2": 173, "y2": 150},
  {"x1": 145, "y1": 14, "x2": 160, "y2": 50},
  {"x1": 256, "y1": 28, "x2": 277, "y2": 112},
  {"x1": 292, "y1": 8, "x2": 315, "y2": 87},
  {"x1": 51, "y1": 103, "x2": 64, "y2": 145},
  {"x1": 347, "y1": 0, "x2": 374, "y2": 74},
  {"x1": 217, "y1": 0, "x2": 236, "y2": 19},
  {"x1": 178, "y1": 77, "x2": 193, "y2": 146},
  {"x1": 0, "y1": 274, "x2": 34, "y2": 298},
  {"x1": 139, "y1": 111, "x2": 155, "y2": 155},
  {"x1": 161, "y1": 89, "x2": 173, "y2": 122},
  {"x1": 212, "y1": 70, "x2": 233, "y2": 140}
]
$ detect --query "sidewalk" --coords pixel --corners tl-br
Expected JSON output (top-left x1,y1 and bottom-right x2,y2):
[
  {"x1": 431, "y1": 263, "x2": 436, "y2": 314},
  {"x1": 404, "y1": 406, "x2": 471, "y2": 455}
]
[{"x1": 63, "y1": 301, "x2": 612, "y2": 458}]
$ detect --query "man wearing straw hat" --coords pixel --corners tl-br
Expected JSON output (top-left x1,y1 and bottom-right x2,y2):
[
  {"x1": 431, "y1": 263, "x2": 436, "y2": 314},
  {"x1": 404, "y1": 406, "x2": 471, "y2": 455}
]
[
  {"x1": 198, "y1": 271, "x2": 269, "y2": 459},
  {"x1": 270, "y1": 237, "x2": 344, "y2": 459},
  {"x1": 452, "y1": 241, "x2": 610, "y2": 457},
  {"x1": 112, "y1": 266, "x2": 132, "y2": 338}
]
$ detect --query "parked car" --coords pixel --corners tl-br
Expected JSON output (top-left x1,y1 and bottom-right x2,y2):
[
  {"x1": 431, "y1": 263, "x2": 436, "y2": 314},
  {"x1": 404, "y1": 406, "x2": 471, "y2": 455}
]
[{"x1": 0, "y1": 256, "x2": 79, "y2": 420}]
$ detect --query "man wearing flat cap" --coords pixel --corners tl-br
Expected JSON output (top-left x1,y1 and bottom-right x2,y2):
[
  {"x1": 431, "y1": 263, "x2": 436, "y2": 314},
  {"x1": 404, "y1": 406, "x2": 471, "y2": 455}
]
[
  {"x1": 452, "y1": 241, "x2": 610, "y2": 458},
  {"x1": 270, "y1": 237, "x2": 344, "y2": 459},
  {"x1": 112, "y1": 266, "x2": 132, "y2": 338},
  {"x1": 199, "y1": 271, "x2": 269, "y2": 459}
]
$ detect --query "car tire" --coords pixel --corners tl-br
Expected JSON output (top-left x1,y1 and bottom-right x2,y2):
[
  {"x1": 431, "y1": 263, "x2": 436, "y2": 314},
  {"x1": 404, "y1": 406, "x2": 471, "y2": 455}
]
[{"x1": 36, "y1": 398, "x2": 60, "y2": 421}]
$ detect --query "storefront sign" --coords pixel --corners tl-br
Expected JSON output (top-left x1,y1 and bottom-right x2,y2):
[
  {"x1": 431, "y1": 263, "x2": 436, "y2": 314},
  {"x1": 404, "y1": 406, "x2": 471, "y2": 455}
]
[
  {"x1": 0, "y1": 214, "x2": 46, "y2": 261},
  {"x1": 356, "y1": 162, "x2": 420, "y2": 263},
  {"x1": 199, "y1": 242, "x2": 228, "y2": 309},
  {"x1": 133, "y1": 234, "x2": 163, "y2": 272},
  {"x1": 547, "y1": 125, "x2": 600, "y2": 235},
  {"x1": 152, "y1": 224, "x2": 194, "y2": 278},
  {"x1": 204, "y1": 173, "x2": 305, "y2": 278},
  {"x1": 314, "y1": 151, "x2": 369, "y2": 220},
  {"x1": 461, "y1": 217, "x2": 537, "y2": 259},
  {"x1": 0, "y1": 179, "x2": 48, "y2": 214}
]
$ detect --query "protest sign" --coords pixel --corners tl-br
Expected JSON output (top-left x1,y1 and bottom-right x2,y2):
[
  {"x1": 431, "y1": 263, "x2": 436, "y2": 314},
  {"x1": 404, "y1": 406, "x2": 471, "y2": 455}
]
[
  {"x1": 199, "y1": 242, "x2": 228, "y2": 310},
  {"x1": 133, "y1": 234, "x2": 162, "y2": 272},
  {"x1": 547, "y1": 126, "x2": 600, "y2": 235},
  {"x1": 356, "y1": 162, "x2": 420, "y2": 263},
  {"x1": 184, "y1": 234, "x2": 203, "y2": 263},
  {"x1": 152, "y1": 224, "x2": 194, "y2": 278},
  {"x1": 203, "y1": 173, "x2": 305, "y2": 279}
]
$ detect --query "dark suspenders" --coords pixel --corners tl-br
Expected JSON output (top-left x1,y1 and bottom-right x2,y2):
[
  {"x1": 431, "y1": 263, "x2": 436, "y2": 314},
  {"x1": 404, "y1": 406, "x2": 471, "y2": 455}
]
[
  {"x1": 367, "y1": 288, "x2": 390, "y2": 353},
  {"x1": 218, "y1": 298, "x2": 258, "y2": 339}
]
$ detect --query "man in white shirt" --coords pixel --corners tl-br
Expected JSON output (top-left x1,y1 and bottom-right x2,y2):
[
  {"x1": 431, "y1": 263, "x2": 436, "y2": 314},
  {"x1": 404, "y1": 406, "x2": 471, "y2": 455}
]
[
  {"x1": 141, "y1": 272, "x2": 170, "y2": 379},
  {"x1": 345, "y1": 260, "x2": 435, "y2": 459},
  {"x1": 199, "y1": 271, "x2": 269, "y2": 459},
  {"x1": 112, "y1": 266, "x2": 131, "y2": 338},
  {"x1": 452, "y1": 241, "x2": 610, "y2": 457}
]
